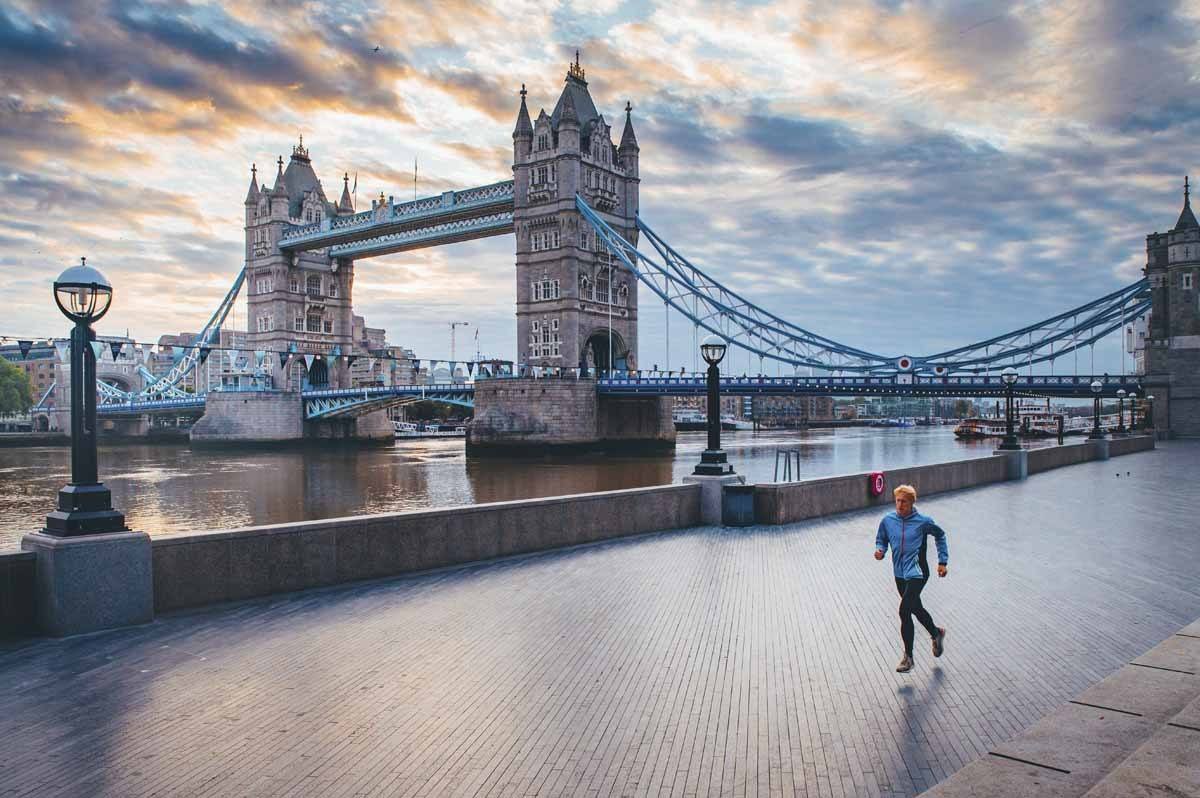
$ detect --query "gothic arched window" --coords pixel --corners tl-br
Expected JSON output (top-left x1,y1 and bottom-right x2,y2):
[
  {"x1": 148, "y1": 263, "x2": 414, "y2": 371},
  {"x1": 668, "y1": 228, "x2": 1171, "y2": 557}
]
[{"x1": 596, "y1": 268, "x2": 610, "y2": 304}]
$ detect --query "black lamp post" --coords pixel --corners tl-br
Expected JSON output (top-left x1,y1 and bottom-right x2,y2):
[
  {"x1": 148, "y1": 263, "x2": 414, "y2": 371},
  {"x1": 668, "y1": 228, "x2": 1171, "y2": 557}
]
[
  {"x1": 45, "y1": 258, "x2": 127, "y2": 536},
  {"x1": 1145, "y1": 394, "x2": 1155, "y2": 430},
  {"x1": 998, "y1": 366, "x2": 1020, "y2": 450},
  {"x1": 693, "y1": 334, "x2": 733, "y2": 476},
  {"x1": 1088, "y1": 379, "x2": 1105, "y2": 440},
  {"x1": 1116, "y1": 388, "x2": 1127, "y2": 435},
  {"x1": 1126, "y1": 388, "x2": 1137, "y2": 431}
]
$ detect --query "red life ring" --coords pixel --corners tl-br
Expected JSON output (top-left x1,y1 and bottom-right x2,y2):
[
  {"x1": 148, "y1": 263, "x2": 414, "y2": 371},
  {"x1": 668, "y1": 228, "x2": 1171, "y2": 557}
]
[{"x1": 869, "y1": 471, "x2": 885, "y2": 496}]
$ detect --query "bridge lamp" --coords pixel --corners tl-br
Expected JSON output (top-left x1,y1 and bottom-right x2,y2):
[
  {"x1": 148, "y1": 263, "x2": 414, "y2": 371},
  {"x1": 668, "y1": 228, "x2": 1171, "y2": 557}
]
[
  {"x1": 694, "y1": 334, "x2": 733, "y2": 476},
  {"x1": 1116, "y1": 388, "x2": 1127, "y2": 435},
  {"x1": 998, "y1": 367, "x2": 1020, "y2": 451},
  {"x1": 45, "y1": 258, "x2": 127, "y2": 536},
  {"x1": 1088, "y1": 379, "x2": 1105, "y2": 440},
  {"x1": 1146, "y1": 395, "x2": 1155, "y2": 431},
  {"x1": 700, "y1": 337, "x2": 727, "y2": 367}
]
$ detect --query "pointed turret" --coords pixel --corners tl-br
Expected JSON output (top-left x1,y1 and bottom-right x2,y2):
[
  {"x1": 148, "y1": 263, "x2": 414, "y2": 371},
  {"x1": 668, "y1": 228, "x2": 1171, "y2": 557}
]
[
  {"x1": 558, "y1": 88, "x2": 579, "y2": 128},
  {"x1": 619, "y1": 101, "x2": 639, "y2": 151},
  {"x1": 1174, "y1": 176, "x2": 1198, "y2": 231},
  {"x1": 244, "y1": 164, "x2": 260, "y2": 205},
  {"x1": 339, "y1": 173, "x2": 354, "y2": 213},
  {"x1": 273, "y1": 155, "x2": 285, "y2": 191},
  {"x1": 513, "y1": 84, "x2": 533, "y2": 139}
]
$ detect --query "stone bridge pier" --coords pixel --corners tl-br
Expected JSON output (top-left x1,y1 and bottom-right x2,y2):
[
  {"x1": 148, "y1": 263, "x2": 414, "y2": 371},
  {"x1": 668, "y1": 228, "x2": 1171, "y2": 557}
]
[
  {"x1": 467, "y1": 378, "x2": 673, "y2": 454},
  {"x1": 190, "y1": 391, "x2": 391, "y2": 444}
]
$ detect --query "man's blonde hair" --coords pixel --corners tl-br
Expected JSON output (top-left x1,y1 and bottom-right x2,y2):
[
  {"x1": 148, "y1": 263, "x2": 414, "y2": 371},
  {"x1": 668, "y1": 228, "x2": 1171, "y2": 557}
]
[{"x1": 893, "y1": 484, "x2": 917, "y2": 501}]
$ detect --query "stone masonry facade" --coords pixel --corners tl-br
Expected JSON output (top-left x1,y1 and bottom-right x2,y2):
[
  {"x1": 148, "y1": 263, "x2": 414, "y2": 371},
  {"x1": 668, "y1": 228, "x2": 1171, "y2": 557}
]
[
  {"x1": 512, "y1": 55, "x2": 641, "y2": 373},
  {"x1": 243, "y1": 139, "x2": 358, "y2": 392}
]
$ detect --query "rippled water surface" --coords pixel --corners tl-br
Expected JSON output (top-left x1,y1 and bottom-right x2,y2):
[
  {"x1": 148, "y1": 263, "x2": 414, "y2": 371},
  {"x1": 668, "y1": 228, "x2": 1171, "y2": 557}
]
[{"x1": 0, "y1": 427, "x2": 1038, "y2": 551}]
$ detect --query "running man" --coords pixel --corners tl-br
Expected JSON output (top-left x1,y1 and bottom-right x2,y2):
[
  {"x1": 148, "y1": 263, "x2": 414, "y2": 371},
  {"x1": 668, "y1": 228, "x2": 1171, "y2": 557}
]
[{"x1": 874, "y1": 484, "x2": 948, "y2": 672}]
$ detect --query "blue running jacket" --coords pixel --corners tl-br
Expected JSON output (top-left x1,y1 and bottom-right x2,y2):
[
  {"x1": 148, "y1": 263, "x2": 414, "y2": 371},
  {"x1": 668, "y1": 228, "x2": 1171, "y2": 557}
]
[{"x1": 875, "y1": 509, "x2": 949, "y2": 580}]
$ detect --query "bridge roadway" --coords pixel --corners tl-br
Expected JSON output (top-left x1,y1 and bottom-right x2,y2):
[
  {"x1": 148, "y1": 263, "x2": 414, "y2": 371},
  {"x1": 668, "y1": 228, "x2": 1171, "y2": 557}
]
[
  {"x1": 0, "y1": 442, "x2": 1193, "y2": 797},
  {"x1": 98, "y1": 373, "x2": 1147, "y2": 417}
]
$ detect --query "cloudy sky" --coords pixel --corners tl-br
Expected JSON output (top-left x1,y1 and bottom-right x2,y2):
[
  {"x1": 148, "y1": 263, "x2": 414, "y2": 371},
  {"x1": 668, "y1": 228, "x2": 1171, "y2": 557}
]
[{"x1": 1, "y1": 0, "x2": 1196, "y2": 373}]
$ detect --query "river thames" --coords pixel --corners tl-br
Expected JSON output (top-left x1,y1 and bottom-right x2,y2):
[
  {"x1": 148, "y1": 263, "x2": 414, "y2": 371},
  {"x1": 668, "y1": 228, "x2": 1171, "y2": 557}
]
[{"x1": 0, "y1": 427, "x2": 1044, "y2": 551}]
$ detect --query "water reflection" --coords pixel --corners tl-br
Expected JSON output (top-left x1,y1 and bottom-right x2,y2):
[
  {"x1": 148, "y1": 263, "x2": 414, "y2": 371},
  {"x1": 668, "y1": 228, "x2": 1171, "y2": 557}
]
[{"x1": 0, "y1": 428, "x2": 1046, "y2": 551}]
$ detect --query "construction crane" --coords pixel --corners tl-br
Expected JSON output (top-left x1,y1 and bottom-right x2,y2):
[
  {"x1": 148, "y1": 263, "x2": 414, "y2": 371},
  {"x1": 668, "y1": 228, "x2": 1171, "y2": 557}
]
[{"x1": 449, "y1": 321, "x2": 470, "y2": 363}]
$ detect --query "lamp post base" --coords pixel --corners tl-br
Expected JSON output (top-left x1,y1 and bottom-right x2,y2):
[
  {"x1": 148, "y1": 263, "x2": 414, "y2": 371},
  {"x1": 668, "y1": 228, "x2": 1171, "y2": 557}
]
[
  {"x1": 996, "y1": 437, "x2": 1022, "y2": 451},
  {"x1": 43, "y1": 483, "x2": 128, "y2": 537},
  {"x1": 21, "y1": 530, "x2": 152, "y2": 636},
  {"x1": 693, "y1": 449, "x2": 734, "y2": 476}
]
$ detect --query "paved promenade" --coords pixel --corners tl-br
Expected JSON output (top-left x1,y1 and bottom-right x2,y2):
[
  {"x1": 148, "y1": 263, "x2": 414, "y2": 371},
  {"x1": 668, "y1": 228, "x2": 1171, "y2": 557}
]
[{"x1": 0, "y1": 442, "x2": 1196, "y2": 797}]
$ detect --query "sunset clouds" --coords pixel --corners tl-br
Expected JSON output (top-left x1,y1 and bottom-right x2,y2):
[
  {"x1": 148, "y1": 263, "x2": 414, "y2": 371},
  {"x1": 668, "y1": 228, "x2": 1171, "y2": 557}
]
[{"x1": 1, "y1": 0, "x2": 1197, "y2": 370}]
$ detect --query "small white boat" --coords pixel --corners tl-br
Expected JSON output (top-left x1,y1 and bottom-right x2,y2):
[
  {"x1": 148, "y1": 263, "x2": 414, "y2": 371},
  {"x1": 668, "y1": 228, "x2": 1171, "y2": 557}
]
[{"x1": 393, "y1": 421, "x2": 467, "y2": 439}]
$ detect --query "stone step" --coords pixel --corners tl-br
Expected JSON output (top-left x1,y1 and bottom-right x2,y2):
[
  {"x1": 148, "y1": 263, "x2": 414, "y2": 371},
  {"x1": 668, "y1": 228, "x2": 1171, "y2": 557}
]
[{"x1": 920, "y1": 626, "x2": 1200, "y2": 797}]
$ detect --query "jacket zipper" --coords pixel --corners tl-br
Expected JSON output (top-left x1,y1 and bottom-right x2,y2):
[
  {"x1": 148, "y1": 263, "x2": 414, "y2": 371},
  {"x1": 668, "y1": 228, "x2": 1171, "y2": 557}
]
[{"x1": 899, "y1": 518, "x2": 906, "y2": 575}]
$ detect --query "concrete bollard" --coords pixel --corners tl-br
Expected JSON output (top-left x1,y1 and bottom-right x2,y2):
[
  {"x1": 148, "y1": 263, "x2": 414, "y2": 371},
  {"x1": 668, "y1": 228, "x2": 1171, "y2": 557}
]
[
  {"x1": 994, "y1": 449, "x2": 1028, "y2": 481},
  {"x1": 682, "y1": 473, "x2": 744, "y2": 526}
]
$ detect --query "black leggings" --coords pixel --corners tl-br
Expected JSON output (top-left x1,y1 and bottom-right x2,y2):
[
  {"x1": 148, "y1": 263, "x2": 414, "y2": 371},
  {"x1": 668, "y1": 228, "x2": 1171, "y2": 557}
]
[{"x1": 895, "y1": 577, "x2": 939, "y2": 657}]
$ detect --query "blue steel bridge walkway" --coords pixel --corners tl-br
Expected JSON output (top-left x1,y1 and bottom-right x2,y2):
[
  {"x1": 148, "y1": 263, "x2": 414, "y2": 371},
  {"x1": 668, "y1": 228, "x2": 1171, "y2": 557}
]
[
  {"x1": 0, "y1": 443, "x2": 1194, "y2": 798},
  {"x1": 97, "y1": 373, "x2": 1147, "y2": 418}
]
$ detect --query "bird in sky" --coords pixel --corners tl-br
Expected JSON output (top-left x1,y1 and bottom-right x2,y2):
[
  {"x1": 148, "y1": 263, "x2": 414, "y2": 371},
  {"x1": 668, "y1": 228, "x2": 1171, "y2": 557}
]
[{"x1": 373, "y1": 46, "x2": 380, "y2": 53}]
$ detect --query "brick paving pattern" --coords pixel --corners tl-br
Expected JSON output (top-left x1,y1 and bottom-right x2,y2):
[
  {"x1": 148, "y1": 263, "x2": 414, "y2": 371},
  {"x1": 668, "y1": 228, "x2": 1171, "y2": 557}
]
[{"x1": 0, "y1": 442, "x2": 1196, "y2": 797}]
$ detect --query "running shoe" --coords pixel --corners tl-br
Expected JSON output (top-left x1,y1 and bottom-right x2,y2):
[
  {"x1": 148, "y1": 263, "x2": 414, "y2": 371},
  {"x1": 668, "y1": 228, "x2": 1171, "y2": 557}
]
[
  {"x1": 932, "y1": 627, "x2": 946, "y2": 658},
  {"x1": 896, "y1": 656, "x2": 914, "y2": 673}
]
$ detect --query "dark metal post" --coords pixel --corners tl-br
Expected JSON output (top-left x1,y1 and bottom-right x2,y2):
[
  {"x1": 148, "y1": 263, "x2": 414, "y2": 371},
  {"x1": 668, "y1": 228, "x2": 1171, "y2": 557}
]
[
  {"x1": 1088, "y1": 396, "x2": 1103, "y2": 439},
  {"x1": 1056, "y1": 415, "x2": 1064, "y2": 445},
  {"x1": 706, "y1": 361, "x2": 720, "y2": 452},
  {"x1": 71, "y1": 322, "x2": 99, "y2": 485},
  {"x1": 44, "y1": 329, "x2": 126, "y2": 535},
  {"x1": 998, "y1": 383, "x2": 1020, "y2": 450},
  {"x1": 693, "y1": 359, "x2": 732, "y2": 476},
  {"x1": 1117, "y1": 395, "x2": 1126, "y2": 434}
]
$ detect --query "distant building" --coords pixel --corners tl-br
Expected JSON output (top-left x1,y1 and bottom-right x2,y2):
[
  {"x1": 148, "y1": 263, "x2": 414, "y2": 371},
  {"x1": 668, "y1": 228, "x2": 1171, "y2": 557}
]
[
  {"x1": 751, "y1": 395, "x2": 834, "y2": 427},
  {"x1": 0, "y1": 340, "x2": 56, "y2": 405}
]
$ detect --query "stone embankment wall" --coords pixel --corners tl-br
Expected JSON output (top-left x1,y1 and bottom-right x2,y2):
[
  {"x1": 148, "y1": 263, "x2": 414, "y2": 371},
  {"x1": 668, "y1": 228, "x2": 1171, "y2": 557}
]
[
  {"x1": 754, "y1": 456, "x2": 1010, "y2": 525},
  {"x1": 755, "y1": 437, "x2": 1156, "y2": 526},
  {"x1": 151, "y1": 483, "x2": 701, "y2": 612}
]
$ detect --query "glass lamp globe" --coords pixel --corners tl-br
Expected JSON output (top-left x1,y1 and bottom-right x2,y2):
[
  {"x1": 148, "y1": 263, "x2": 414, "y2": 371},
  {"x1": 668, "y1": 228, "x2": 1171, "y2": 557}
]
[
  {"x1": 1000, "y1": 366, "x2": 1018, "y2": 386},
  {"x1": 1117, "y1": 388, "x2": 1126, "y2": 399},
  {"x1": 53, "y1": 257, "x2": 113, "y2": 323},
  {"x1": 700, "y1": 334, "x2": 727, "y2": 366},
  {"x1": 1090, "y1": 380, "x2": 1102, "y2": 394}
]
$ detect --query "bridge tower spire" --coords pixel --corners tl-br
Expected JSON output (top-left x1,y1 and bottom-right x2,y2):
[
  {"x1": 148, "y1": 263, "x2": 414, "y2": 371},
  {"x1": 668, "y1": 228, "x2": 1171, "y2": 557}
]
[
  {"x1": 512, "y1": 55, "x2": 640, "y2": 373},
  {"x1": 244, "y1": 140, "x2": 355, "y2": 392}
]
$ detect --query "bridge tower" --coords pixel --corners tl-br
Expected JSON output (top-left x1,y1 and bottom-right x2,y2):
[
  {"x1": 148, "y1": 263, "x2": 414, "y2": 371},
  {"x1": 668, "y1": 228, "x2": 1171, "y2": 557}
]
[
  {"x1": 512, "y1": 53, "x2": 641, "y2": 373},
  {"x1": 1144, "y1": 176, "x2": 1200, "y2": 436},
  {"x1": 243, "y1": 139, "x2": 357, "y2": 390}
]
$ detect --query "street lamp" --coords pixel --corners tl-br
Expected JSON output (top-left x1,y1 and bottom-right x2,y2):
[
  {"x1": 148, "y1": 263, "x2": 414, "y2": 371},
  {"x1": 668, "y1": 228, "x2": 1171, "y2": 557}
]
[
  {"x1": 1146, "y1": 394, "x2": 1155, "y2": 431},
  {"x1": 1088, "y1": 380, "x2": 1105, "y2": 440},
  {"x1": 693, "y1": 334, "x2": 733, "y2": 475},
  {"x1": 1116, "y1": 388, "x2": 1127, "y2": 435},
  {"x1": 998, "y1": 366, "x2": 1020, "y2": 450},
  {"x1": 1126, "y1": 388, "x2": 1138, "y2": 431},
  {"x1": 45, "y1": 258, "x2": 127, "y2": 536}
]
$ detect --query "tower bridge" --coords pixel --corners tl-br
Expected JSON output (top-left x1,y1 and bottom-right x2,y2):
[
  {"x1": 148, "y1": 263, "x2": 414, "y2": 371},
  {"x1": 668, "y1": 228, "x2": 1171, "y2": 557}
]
[{"x1": 75, "y1": 54, "x2": 1198, "y2": 443}]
